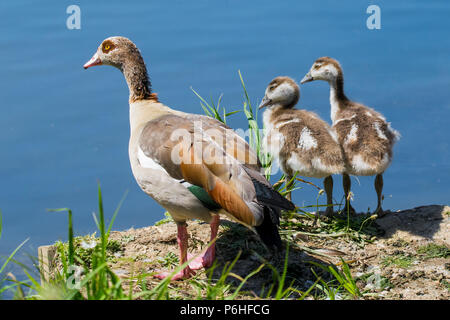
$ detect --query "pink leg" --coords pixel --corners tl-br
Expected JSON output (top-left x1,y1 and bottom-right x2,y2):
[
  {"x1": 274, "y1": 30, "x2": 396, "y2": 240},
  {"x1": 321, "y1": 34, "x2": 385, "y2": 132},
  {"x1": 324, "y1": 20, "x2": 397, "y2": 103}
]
[
  {"x1": 154, "y1": 223, "x2": 195, "y2": 280},
  {"x1": 189, "y1": 215, "x2": 220, "y2": 270}
]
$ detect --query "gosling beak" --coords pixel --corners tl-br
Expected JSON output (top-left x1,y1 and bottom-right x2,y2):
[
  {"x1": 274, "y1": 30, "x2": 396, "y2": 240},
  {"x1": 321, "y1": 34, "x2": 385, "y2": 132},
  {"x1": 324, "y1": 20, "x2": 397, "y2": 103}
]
[
  {"x1": 258, "y1": 97, "x2": 272, "y2": 109},
  {"x1": 300, "y1": 73, "x2": 314, "y2": 84},
  {"x1": 83, "y1": 52, "x2": 102, "y2": 69}
]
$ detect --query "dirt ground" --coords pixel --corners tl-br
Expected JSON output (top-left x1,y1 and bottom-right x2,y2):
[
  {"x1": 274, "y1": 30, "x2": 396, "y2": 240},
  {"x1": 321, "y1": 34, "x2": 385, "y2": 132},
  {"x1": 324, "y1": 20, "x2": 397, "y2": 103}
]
[{"x1": 102, "y1": 204, "x2": 449, "y2": 300}]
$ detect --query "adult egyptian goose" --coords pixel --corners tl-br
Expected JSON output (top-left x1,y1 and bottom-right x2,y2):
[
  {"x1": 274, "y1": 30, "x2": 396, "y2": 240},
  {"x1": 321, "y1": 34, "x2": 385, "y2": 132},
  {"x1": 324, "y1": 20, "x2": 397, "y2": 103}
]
[
  {"x1": 83, "y1": 37, "x2": 294, "y2": 280},
  {"x1": 301, "y1": 57, "x2": 400, "y2": 216},
  {"x1": 259, "y1": 76, "x2": 345, "y2": 216}
]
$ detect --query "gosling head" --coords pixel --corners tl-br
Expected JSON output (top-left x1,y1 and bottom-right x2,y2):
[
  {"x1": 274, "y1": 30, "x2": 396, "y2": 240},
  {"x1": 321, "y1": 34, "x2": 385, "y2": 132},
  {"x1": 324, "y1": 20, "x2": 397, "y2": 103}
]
[
  {"x1": 83, "y1": 36, "x2": 144, "y2": 70},
  {"x1": 259, "y1": 76, "x2": 300, "y2": 110},
  {"x1": 300, "y1": 57, "x2": 343, "y2": 84}
]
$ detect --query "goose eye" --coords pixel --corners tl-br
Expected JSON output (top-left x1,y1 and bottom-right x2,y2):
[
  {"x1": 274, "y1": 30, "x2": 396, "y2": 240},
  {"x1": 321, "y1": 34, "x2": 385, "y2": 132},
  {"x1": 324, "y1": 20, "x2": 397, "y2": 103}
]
[{"x1": 102, "y1": 42, "x2": 114, "y2": 53}]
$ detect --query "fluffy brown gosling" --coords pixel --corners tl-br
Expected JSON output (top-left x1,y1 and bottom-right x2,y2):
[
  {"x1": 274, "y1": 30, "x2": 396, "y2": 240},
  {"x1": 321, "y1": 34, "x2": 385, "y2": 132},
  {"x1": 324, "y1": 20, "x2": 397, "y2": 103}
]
[
  {"x1": 301, "y1": 57, "x2": 400, "y2": 217},
  {"x1": 259, "y1": 76, "x2": 345, "y2": 217}
]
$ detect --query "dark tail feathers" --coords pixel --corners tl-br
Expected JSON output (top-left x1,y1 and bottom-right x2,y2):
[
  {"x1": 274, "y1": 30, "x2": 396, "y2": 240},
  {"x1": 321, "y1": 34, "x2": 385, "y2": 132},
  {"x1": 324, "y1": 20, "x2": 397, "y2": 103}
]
[
  {"x1": 255, "y1": 206, "x2": 282, "y2": 250},
  {"x1": 243, "y1": 167, "x2": 295, "y2": 212}
]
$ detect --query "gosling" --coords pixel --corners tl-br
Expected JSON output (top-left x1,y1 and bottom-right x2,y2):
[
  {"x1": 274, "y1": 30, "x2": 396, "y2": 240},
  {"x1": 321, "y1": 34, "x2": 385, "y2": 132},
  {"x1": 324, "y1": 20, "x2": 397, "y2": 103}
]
[
  {"x1": 259, "y1": 76, "x2": 345, "y2": 216},
  {"x1": 301, "y1": 57, "x2": 400, "y2": 216}
]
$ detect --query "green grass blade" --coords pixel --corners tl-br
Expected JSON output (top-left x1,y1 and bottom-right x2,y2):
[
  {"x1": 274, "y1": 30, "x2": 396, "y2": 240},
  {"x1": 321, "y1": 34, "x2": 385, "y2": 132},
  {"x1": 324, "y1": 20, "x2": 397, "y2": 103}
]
[
  {"x1": 48, "y1": 208, "x2": 74, "y2": 266},
  {"x1": 97, "y1": 183, "x2": 106, "y2": 261},
  {"x1": 0, "y1": 238, "x2": 29, "y2": 275},
  {"x1": 107, "y1": 190, "x2": 128, "y2": 236}
]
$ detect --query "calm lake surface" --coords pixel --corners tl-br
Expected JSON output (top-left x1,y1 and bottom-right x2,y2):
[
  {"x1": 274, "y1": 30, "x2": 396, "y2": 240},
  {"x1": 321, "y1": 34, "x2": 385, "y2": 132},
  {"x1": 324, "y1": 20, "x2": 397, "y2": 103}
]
[{"x1": 0, "y1": 1, "x2": 449, "y2": 261}]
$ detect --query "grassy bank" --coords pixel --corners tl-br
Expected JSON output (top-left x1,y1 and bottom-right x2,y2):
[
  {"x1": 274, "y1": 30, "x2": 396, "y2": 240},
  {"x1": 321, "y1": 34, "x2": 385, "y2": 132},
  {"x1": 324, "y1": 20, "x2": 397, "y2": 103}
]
[{"x1": 2, "y1": 183, "x2": 379, "y2": 300}]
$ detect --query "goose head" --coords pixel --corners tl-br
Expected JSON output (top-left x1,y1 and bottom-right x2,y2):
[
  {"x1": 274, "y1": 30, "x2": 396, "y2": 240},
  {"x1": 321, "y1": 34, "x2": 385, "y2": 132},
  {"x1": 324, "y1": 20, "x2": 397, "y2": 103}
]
[
  {"x1": 300, "y1": 57, "x2": 343, "y2": 84},
  {"x1": 259, "y1": 76, "x2": 300, "y2": 109},
  {"x1": 83, "y1": 36, "x2": 144, "y2": 70},
  {"x1": 84, "y1": 36, "x2": 154, "y2": 102}
]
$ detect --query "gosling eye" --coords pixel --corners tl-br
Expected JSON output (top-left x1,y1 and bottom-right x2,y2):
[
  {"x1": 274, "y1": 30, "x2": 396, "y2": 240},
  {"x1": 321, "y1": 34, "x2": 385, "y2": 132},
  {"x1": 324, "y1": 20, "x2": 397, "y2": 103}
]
[{"x1": 269, "y1": 85, "x2": 276, "y2": 91}]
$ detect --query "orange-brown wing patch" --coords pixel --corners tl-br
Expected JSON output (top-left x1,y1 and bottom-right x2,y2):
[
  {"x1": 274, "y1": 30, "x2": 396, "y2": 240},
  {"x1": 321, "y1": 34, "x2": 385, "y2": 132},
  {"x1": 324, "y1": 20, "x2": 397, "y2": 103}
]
[{"x1": 177, "y1": 143, "x2": 256, "y2": 226}]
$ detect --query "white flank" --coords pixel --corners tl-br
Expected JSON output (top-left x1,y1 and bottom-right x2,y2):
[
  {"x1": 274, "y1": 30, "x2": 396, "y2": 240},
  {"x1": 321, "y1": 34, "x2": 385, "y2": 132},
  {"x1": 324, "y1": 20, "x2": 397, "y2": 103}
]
[
  {"x1": 138, "y1": 147, "x2": 166, "y2": 171},
  {"x1": 298, "y1": 127, "x2": 317, "y2": 150}
]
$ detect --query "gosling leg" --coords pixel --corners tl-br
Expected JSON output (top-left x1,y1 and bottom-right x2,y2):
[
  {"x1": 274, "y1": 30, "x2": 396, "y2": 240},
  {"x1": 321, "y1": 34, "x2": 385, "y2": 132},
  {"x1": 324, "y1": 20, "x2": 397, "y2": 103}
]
[
  {"x1": 374, "y1": 173, "x2": 385, "y2": 217},
  {"x1": 323, "y1": 175, "x2": 334, "y2": 217}
]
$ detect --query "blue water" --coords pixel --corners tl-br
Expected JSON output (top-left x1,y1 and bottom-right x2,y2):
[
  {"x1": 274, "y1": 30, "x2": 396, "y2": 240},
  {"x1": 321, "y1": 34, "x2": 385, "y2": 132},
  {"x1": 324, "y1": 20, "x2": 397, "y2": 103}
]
[{"x1": 0, "y1": 1, "x2": 449, "y2": 265}]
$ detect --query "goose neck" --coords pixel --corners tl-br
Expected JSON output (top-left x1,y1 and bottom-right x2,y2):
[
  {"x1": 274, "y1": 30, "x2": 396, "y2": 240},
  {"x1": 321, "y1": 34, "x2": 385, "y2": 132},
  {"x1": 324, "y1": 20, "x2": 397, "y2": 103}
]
[{"x1": 122, "y1": 56, "x2": 153, "y2": 103}]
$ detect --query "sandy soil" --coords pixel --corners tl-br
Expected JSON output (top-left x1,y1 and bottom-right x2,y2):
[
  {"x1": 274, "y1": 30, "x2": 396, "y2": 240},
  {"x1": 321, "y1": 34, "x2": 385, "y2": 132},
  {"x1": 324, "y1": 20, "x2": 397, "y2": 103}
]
[{"x1": 101, "y1": 204, "x2": 449, "y2": 300}]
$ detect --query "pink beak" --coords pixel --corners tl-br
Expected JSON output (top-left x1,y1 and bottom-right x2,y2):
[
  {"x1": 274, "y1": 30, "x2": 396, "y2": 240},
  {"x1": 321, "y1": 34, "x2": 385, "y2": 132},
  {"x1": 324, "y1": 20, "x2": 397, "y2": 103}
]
[{"x1": 83, "y1": 52, "x2": 102, "y2": 69}]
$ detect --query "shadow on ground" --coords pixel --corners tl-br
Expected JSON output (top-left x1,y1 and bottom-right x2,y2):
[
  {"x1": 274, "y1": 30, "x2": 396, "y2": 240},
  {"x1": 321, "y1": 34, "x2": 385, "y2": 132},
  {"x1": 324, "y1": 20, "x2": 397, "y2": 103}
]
[
  {"x1": 376, "y1": 205, "x2": 449, "y2": 244},
  {"x1": 209, "y1": 220, "x2": 332, "y2": 297}
]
